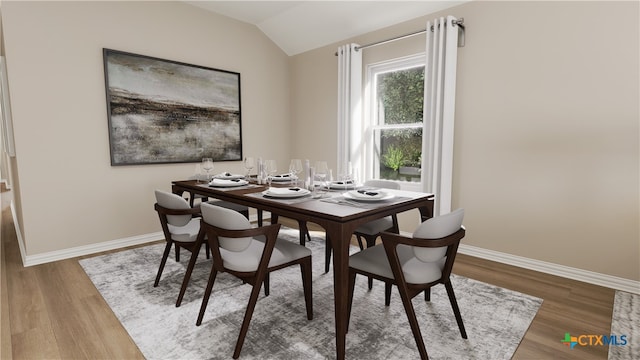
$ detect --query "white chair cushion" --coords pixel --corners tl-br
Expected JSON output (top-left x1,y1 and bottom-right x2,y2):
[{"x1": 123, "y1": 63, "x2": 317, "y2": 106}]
[
  {"x1": 349, "y1": 244, "x2": 443, "y2": 284},
  {"x1": 412, "y1": 208, "x2": 464, "y2": 262},
  {"x1": 221, "y1": 238, "x2": 312, "y2": 272},
  {"x1": 362, "y1": 179, "x2": 401, "y2": 190},
  {"x1": 354, "y1": 216, "x2": 393, "y2": 235},
  {"x1": 201, "y1": 202, "x2": 252, "y2": 252},
  {"x1": 167, "y1": 218, "x2": 200, "y2": 243},
  {"x1": 155, "y1": 190, "x2": 192, "y2": 227}
]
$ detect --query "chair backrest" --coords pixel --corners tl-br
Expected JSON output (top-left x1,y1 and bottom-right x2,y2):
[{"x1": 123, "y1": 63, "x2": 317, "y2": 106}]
[
  {"x1": 201, "y1": 202, "x2": 253, "y2": 252},
  {"x1": 412, "y1": 208, "x2": 464, "y2": 262},
  {"x1": 363, "y1": 179, "x2": 401, "y2": 190},
  {"x1": 155, "y1": 190, "x2": 192, "y2": 227}
]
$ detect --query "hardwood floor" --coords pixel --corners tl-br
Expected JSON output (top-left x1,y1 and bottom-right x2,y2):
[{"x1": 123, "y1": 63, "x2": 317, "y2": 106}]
[{"x1": 0, "y1": 186, "x2": 615, "y2": 359}]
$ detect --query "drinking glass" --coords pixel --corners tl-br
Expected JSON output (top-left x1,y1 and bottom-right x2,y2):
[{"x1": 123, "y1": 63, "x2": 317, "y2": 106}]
[
  {"x1": 315, "y1": 161, "x2": 329, "y2": 195},
  {"x1": 264, "y1": 160, "x2": 277, "y2": 188},
  {"x1": 244, "y1": 157, "x2": 255, "y2": 180},
  {"x1": 202, "y1": 158, "x2": 214, "y2": 182},
  {"x1": 289, "y1": 159, "x2": 303, "y2": 186}
]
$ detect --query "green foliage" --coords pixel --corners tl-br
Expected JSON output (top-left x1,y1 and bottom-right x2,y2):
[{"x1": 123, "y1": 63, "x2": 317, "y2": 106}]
[
  {"x1": 377, "y1": 67, "x2": 424, "y2": 125},
  {"x1": 382, "y1": 145, "x2": 405, "y2": 172}
]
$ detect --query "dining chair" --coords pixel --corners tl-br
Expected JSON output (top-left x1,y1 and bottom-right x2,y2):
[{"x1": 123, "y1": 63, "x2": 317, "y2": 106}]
[
  {"x1": 153, "y1": 190, "x2": 210, "y2": 287},
  {"x1": 347, "y1": 208, "x2": 467, "y2": 360},
  {"x1": 346, "y1": 179, "x2": 401, "y2": 286},
  {"x1": 196, "y1": 202, "x2": 313, "y2": 359}
]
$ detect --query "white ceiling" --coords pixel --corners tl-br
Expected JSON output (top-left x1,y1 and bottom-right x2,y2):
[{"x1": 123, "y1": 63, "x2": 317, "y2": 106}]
[{"x1": 185, "y1": 1, "x2": 467, "y2": 56}]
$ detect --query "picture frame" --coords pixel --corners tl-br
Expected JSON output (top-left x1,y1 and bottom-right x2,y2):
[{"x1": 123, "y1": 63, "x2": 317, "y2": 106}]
[{"x1": 103, "y1": 49, "x2": 242, "y2": 165}]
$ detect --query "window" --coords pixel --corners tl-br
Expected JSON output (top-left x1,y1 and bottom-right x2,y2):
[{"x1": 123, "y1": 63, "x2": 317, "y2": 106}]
[{"x1": 364, "y1": 54, "x2": 424, "y2": 191}]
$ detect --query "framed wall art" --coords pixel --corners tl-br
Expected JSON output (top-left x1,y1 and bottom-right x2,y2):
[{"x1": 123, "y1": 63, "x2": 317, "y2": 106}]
[{"x1": 103, "y1": 49, "x2": 242, "y2": 165}]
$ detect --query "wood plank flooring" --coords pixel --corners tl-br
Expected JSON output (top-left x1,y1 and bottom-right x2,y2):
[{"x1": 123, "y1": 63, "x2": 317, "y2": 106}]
[{"x1": 0, "y1": 187, "x2": 615, "y2": 359}]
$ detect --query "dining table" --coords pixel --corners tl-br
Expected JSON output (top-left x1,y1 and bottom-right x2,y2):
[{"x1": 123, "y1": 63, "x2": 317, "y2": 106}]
[{"x1": 171, "y1": 178, "x2": 434, "y2": 359}]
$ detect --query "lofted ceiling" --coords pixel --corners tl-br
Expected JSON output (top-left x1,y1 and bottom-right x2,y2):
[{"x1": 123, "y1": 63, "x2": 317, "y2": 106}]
[{"x1": 185, "y1": 1, "x2": 468, "y2": 56}]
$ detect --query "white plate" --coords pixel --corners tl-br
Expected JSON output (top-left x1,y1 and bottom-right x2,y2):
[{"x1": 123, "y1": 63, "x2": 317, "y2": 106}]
[
  {"x1": 213, "y1": 173, "x2": 245, "y2": 180},
  {"x1": 262, "y1": 187, "x2": 310, "y2": 198},
  {"x1": 344, "y1": 190, "x2": 395, "y2": 202},
  {"x1": 209, "y1": 179, "x2": 249, "y2": 187},
  {"x1": 270, "y1": 174, "x2": 298, "y2": 182}
]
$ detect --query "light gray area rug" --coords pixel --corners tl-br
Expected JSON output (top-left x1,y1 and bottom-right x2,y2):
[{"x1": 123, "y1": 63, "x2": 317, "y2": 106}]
[
  {"x1": 79, "y1": 227, "x2": 543, "y2": 359},
  {"x1": 609, "y1": 291, "x2": 639, "y2": 359}
]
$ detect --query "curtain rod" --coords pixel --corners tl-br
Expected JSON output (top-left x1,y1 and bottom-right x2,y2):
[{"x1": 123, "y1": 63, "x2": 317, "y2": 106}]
[{"x1": 334, "y1": 18, "x2": 465, "y2": 56}]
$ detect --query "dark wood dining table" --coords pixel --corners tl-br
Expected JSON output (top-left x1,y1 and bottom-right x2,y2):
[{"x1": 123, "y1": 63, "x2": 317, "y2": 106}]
[{"x1": 171, "y1": 179, "x2": 434, "y2": 359}]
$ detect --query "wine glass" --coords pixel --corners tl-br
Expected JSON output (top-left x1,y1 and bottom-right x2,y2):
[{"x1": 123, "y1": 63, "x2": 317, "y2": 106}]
[
  {"x1": 202, "y1": 158, "x2": 214, "y2": 182},
  {"x1": 264, "y1": 160, "x2": 277, "y2": 188},
  {"x1": 289, "y1": 159, "x2": 303, "y2": 186},
  {"x1": 244, "y1": 157, "x2": 255, "y2": 180},
  {"x1": 315, "y1": 161, "x2": 329, "y2": 196}
]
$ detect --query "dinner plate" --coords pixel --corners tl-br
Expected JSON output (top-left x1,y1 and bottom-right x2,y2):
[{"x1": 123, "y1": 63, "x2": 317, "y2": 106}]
[
  {"x1": 270, "y1": 174, "x2": 298, "y2": 182},
  {"x1": 209, "y1": 179, "x2": 249, "y2": 187},
  {"x1": 262, "y1": 187, "x2": 310, "y2": 198},
  {"x1": 343, "y1": 189, "x2": 395, "y2": 202},
  {"x1": 213, "y1": 172, "x2": 245, "y2": 180}
]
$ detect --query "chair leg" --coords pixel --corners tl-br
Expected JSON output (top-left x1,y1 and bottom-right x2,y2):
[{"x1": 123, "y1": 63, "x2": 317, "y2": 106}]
[
  {"x1": 424, "y1": 288, "x2": 431, "y2": 301},
  {"x1": 196, "y1": 266, "x2": 219, "y2": 326},
  {"x1": 257, "y1": 209, "x2": 263, "y2": 227},
  {"x1": 397, "y1": 282, "x2": 429, "y2": 360},
  {"x1": 232, "y1": 274, "x2": 265, "y2": 359},
  {"x1": 264, "y1": 272, "x2": 270, "y2": 297},
  {"x1": 298, "y1": 220, "x2": 308, "y2": 246},
  {"x1": 364, "y1": 234, "x2": 378, "y2": 290},
  {"x1": 324, "y1": 235, "x2": 331, "y2": 274},
  {"x1": 347, "y1": 269, "x2": 357, "y2": 333},
  {"x1": 356, "y1": 234, "x2": 365, "y2": 250},
  {"x1": 205, "y1": 242, "x2": 210, "y2": 259},
  {"x1": 445, "y1": 282, "x2": 467, "y2": 339},
  {"x1": 385, "y1": 282, "x2": 392, "y2": 306},
  {"x1": 154, "y1": 241, "x2": 173, "y2": 287},
  {"x1": 176, "y1": 239, "x2": 203, "y2": 307},
  {"x1": 300, "y1": 258, "x2": 313, "y2": 320}
]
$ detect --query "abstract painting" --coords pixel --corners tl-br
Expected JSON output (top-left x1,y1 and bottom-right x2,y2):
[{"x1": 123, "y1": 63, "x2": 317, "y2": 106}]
[{"x1": 103, "y1": 49, "x2": 242, "y2": 165}]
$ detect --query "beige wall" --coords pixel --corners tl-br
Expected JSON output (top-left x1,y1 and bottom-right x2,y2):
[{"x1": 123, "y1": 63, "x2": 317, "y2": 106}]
[
  {"x1": 1, "y1": 1, "x2": 638, "y2": 283},
  {"x1": 290, "y1": 1, "x2": 639, "y2": 281},
  {"x1": 0, "y1": 1, "x2": 291, "y2": 254}
]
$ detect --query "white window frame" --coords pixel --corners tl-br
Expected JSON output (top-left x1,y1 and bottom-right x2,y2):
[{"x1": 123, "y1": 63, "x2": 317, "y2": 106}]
[{"x1": 363, "y1": 53, "x2": 425, "y2": 192}]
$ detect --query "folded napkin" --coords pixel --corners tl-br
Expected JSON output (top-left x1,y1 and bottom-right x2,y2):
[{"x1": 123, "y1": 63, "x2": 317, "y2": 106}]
[
  {"x1": 213, "y1": 172, "x2": 244, "y2": 179},
  {"x1": 348, "y1": 189, "x2": 387, "y2": 200},
  {"x1": 209, "y1": 178, "x2": 248, "y2": 187},
  {"x1": 266, "y1": 187, "x2": 305, "y2": 195},
  {"x1": 271, "y1": 173, "x2": 296, "y2": 179}
]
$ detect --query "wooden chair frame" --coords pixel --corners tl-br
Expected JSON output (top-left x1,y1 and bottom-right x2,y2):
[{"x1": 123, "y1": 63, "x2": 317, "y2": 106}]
[
  {"x1": 347, "y1": 228, "x2": 467, "y2": 360},
  {"x1": 196, "y1": 221, "x2": 313, "y2": 359},
  {"x1": 153, "y1": 203, "x2": 210, "y2": 287}
]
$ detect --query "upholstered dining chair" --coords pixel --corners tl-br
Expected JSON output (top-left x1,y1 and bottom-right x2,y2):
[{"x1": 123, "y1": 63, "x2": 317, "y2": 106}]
[
  {"x1": 196, "y1": 202, "x2": 313, "y2": 359},
  {"x1": 153, "y1": 190, "x2": 210, "y2": 287},
  {"x1": 347, "y1": 208, "x2": 467, "y2": 360}
]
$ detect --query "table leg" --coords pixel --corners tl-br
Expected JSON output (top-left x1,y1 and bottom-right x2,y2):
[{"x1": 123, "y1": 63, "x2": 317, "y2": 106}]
[{"x1": 326, "y1": 223, "x2": 354, "y2": 360}]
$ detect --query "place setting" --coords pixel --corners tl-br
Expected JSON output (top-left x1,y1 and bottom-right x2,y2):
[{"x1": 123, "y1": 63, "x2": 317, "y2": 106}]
[
  {"x1": 208, "y1": 171, "x2": 250, "y2": 188},
  {"x1": 322, "y1": 188, "x2": 398, "y2": 208}
]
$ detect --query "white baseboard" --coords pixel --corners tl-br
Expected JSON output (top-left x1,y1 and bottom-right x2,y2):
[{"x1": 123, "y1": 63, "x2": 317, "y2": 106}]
[
  {"x1": 458, "y1": 243, "x2": 640, "y2": 295},
  {"x1": 23, "y1": 232, "x2": 164, "y2": 267},
  {"x1": 11, "y1": 207, "x2": 639, "y2": 294}
]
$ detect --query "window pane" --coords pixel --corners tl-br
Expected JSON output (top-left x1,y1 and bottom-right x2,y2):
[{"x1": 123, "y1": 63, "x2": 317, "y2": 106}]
[
  {"x1": 376, "y1": 66, "x2": 424, "y2": 125},
  {"x1": 378, "y1": 127, "x2": 422, "y2": 183}
]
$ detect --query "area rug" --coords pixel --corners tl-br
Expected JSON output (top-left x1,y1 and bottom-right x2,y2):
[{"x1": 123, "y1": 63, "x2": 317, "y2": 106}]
[
  {"x1": 609, "y1": 291, "x2": 639, "y2": 359},
  {"x1": 79, "y1": 227, "x2": 543, "y2": 359}
]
